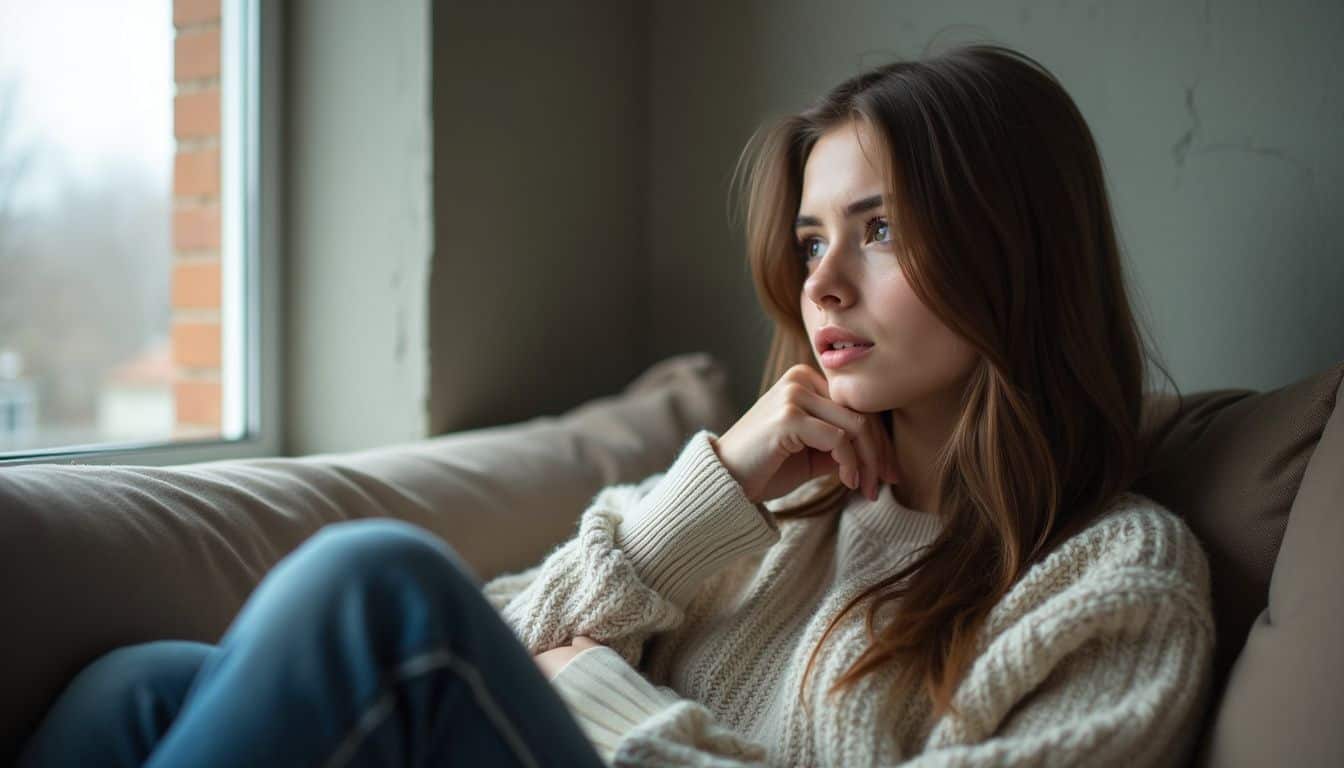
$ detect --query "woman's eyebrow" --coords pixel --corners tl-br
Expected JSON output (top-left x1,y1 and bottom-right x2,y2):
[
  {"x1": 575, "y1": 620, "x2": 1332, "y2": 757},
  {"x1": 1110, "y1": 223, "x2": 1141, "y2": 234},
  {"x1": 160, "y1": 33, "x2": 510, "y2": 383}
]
[{"x1": 794, "y1": 194, "x2": 885, "y2": 229}]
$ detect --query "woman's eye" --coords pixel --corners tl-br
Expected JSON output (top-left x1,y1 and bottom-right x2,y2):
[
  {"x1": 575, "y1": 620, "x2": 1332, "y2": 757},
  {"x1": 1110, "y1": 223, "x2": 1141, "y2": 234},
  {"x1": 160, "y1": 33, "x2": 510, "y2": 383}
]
[
  {"x1": 797, "y1": 238, "x2": 825, "y2": 263},
  {"x1": 869, "y1": 218, "x2": 891, "y2": 244}
]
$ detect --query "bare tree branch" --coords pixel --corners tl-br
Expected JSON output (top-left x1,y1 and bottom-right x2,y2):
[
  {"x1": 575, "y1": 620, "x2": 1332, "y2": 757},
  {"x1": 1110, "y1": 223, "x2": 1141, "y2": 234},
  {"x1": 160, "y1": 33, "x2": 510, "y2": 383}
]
[{"x1": 0, "y1": 78, "x2": 38, "y2": 249}]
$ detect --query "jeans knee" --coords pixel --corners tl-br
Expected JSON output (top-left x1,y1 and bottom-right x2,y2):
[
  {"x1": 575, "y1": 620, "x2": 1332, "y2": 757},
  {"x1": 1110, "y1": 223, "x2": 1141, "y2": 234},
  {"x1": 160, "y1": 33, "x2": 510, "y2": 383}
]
[
  {"x1": 62, "y1": 641, "x2": 210, "y2": 711},
  {"x1": 21, "y1": 641, "x2": 210, "y2": 764},
  {"x1": 297, "y1": 518, "x2": 479, "y2": 597}
]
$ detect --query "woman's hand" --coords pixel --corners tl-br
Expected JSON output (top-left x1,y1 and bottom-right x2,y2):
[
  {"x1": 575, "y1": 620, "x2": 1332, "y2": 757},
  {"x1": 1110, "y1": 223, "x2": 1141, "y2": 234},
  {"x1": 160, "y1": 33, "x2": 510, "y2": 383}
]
[
  {"x1": 713, "y1": 364, "x2": 900, "y2": 504},
  {"x1": 533, "y1": 635, "x2": 602, "y2": 681}
]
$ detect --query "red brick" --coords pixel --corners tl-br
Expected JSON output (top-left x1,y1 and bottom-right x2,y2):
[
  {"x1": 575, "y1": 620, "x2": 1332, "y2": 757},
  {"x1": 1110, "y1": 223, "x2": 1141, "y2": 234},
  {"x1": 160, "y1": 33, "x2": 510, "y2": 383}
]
[
  {"x1": 174, "y1": 148, "x2": 219, "y2": 198},
  {"x1": 173, "y1": 206, "x2": 221, "y2": 251},
  {"x1": 175, "y1": 28, "x2": 220, "y2": 82},
  {"x1": 174, "y1": 0, "x2": 220, "y2": 27},
  {"x1": 172, "y1": 321, "x2": 221, "y2": 368},
  {"x1": 172, "y1": 259, "x2": 221, "y2": 309},
  {"x1": 174, "y1": 87, "x2": 219, "y2": 140},
  {"x1": 174, "y1": 378, "x2": 222, "y2": 427}
]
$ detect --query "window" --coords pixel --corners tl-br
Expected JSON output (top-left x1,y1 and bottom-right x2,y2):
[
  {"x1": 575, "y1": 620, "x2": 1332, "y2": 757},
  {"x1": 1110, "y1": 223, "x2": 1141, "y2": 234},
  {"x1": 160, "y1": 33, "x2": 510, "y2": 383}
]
[{"x1": 0, "y1": 0, "x2": 280, "y2": 466}]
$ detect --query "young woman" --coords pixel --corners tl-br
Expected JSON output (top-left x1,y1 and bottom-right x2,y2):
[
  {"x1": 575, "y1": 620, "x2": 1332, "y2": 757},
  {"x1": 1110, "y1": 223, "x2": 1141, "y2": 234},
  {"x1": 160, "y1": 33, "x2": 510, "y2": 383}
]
[{"x1": 19, "y1": 43, "x2": 1214, "y2": 767}]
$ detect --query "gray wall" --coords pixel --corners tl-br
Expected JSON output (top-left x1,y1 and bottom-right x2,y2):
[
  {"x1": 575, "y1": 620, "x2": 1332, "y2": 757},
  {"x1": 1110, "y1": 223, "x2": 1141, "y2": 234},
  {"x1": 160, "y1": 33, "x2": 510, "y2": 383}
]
[
  {"x1": 429, "y1": 0, "x2": 646, "y2": 434},
  {"x1": 287, "y1": 1, "x2": 1342, "y2": 453},
  {"x1": 643, "y1": 0, "x2": 1344, "y2": 414},
  {"x1": 285, "y1": 0, "x2": 432, "y2": 454}
]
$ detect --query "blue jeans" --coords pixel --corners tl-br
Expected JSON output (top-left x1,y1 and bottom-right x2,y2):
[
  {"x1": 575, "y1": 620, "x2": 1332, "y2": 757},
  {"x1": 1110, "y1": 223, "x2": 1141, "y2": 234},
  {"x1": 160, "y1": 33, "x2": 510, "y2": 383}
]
[{"x1": 18, "y1": 518, "x2": 607, "y2": 768}]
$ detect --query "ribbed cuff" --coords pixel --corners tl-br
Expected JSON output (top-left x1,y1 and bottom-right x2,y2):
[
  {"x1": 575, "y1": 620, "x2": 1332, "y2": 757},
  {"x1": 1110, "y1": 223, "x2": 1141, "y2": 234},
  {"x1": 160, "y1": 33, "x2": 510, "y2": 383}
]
[
  {"x1": 549, "y1": 646, "x2": 683, "y2": 764},
  {"x1": 614, "y1": 429, "x2": 781, "y2": 607}
]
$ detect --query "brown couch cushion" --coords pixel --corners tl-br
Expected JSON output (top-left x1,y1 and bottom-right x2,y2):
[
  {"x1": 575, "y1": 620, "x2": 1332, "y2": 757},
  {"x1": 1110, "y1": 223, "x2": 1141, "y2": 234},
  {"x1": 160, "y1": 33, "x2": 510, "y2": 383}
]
[
  {"x1": 1133, "y1": 361, "x2": 1344, "y2": 766},
  {"x1": 0, "y1": 351, "x2": 737, "y2": 764},
  {"x1": 1196, "y1": 366, "x2": 1344, "y2": 767}
]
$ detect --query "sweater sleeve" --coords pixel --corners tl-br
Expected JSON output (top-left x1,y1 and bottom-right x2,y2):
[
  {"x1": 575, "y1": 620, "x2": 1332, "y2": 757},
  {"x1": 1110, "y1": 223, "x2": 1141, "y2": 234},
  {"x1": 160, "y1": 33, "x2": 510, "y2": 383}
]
[
  {"x1": 900, "y1": 567, "x2": 1217, "y2": 768},
  {"x1": 549, "y1": 645, "x2": 770, "y2": 767},
  {"x1": 479, "y1": 429, "x2": 781, "y2": 667}
]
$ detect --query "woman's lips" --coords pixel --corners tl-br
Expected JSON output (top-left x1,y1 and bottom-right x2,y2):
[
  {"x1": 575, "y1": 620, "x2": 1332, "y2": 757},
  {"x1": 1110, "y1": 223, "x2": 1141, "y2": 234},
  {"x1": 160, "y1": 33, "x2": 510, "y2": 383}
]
[{"x1": 820, "y1": 343, "x2": 874, "y2": 369}]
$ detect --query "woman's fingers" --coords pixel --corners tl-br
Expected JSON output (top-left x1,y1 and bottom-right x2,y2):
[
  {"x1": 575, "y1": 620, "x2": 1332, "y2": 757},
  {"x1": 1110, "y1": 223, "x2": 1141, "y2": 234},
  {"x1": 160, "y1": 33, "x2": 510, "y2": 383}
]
[
  {"x1": 827, "y1": 425, "x2": 863, "y2": 491},
  {"x1": 779, "y1": 412, "x2": 854, "y2": 487},
  {"x1": 534, "y1": 636, "x2": 604, "y2": 680},
  {"x1": 792, "y1": 366, "x2": 888, "y2": 499},
  {"x1": 851, "y1": 421, "x2": 883, "y2": 500},
  {"x1": 533, "y1": 645, "x2": 577, "y2": 680},
  {"x1": 868, "y1": 412, "x2": 900, "y2": 486}
]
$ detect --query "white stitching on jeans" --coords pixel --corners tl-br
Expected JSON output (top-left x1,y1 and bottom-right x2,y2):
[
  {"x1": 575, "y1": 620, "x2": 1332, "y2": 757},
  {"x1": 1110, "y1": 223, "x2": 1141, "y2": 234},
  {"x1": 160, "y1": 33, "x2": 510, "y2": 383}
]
[{"x1": 323, "y1": 648, "x2": 541, "y2": 768}]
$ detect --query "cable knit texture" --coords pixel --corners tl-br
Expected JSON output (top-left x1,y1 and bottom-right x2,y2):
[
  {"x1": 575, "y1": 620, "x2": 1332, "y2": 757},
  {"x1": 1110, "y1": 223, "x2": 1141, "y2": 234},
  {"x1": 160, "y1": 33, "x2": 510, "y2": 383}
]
[{"x1": 482, "y1": 429, "x2": 1217, "y2": 767}]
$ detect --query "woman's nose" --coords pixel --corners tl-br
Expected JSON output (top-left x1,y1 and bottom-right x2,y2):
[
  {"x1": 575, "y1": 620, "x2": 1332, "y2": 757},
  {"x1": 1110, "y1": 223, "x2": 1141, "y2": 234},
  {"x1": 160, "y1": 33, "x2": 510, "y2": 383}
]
[{"x1": 803, "y1": 248, "x2": 855, "y2": 308}]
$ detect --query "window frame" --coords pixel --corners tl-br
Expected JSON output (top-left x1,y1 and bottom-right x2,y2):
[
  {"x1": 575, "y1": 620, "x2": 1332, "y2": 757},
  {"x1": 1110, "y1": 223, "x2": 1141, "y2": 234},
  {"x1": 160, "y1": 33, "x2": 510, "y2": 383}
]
[{"x1": 0, "y1": 0, "x2": 283, "y2": 467}]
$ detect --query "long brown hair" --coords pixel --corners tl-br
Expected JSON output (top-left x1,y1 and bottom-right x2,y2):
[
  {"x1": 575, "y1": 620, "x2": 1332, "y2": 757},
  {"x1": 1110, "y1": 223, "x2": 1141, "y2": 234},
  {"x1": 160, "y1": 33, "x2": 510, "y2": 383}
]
[{"x1": 728, "y1": 43, "x2": 1182, "y2": 724}]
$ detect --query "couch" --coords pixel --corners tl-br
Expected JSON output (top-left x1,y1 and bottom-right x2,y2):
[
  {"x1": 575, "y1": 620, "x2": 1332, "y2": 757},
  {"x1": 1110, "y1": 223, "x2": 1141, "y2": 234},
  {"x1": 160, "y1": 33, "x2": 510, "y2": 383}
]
[{"x1": 1, "y1": 351, "x2": 1340, "y2": 766}]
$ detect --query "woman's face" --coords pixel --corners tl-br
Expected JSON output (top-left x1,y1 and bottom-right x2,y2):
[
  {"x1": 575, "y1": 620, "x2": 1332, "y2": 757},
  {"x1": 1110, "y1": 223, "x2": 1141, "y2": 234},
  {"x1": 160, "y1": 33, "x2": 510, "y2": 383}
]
[{"x1": 797, "y1": 120, "x2": 980, "y2": 415}]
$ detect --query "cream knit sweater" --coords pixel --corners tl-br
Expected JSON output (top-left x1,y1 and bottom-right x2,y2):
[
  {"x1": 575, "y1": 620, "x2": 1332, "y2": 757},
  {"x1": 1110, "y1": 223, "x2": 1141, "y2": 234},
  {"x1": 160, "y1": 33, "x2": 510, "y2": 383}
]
[{"x1": 481, "y1": 429, "x2": 1217, "y2": 767}]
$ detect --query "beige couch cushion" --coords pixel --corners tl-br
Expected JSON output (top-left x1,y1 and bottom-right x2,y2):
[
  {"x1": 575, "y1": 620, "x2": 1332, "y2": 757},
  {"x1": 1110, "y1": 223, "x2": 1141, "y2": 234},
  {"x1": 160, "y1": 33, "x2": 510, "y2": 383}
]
[
  {"x1": 0, "y1": 352, "x2": 736, "y2": 763},
  {"x1": 1134, "y1": 361, "x2": 1344, "y2": 767}
]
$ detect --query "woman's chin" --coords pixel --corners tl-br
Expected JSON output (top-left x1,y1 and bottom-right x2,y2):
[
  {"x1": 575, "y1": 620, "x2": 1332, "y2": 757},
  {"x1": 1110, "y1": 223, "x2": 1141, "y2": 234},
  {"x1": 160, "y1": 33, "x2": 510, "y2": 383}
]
[{"x1": 825, "y1": 385, "x2": 882, "y2": 414}]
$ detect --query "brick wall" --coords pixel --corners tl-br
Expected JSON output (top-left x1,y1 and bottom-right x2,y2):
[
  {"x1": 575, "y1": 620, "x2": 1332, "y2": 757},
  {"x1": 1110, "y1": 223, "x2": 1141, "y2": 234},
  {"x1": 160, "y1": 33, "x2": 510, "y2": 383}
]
[{"x1": 171, "y1": 0, "x2": 222, "y2": 438}]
